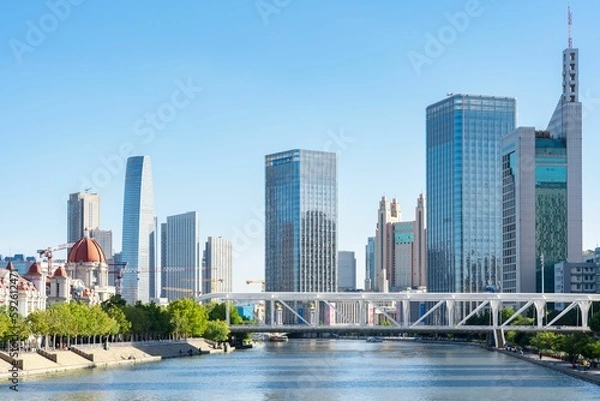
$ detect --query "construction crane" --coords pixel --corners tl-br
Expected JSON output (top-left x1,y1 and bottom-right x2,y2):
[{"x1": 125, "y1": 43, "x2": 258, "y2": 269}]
[
  {"x1": 246, "y1": 279, "x2": 265, "y2": 292},
  {"x1": 202, "y1": 277, "x2": 225, "y2": 293},
  {"x1": 37, "y1": 242, "x2": 75, "y2": 275}
]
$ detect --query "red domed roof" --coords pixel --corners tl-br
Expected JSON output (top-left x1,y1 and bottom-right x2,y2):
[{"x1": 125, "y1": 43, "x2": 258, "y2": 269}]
[
  {"x1": 53, "y1": 266, "x2": 68, "y2": 277},
  {"x1": 67, "y1": 237, "x2": 107, "y2": 264},
  {"x1": 26, "y1": 262, "x2": 43, "y2": 276}
]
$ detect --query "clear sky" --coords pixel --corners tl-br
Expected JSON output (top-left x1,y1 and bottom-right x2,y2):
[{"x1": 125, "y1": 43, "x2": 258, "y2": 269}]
[{"x1": 1, "y1": 0, "x2": 600, "y2": 292}]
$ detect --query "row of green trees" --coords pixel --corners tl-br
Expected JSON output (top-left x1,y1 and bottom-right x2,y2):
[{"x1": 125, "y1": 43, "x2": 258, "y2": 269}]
[
  {"x1": 0, "y1": 296, "x2": 244, "y2": 349},
  {"x1": 464, "y1": 304, "x2": 600, "y2": 364}
]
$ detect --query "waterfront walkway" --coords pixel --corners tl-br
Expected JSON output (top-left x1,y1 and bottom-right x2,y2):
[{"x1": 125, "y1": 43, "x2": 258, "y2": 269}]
[
  {"x1": 500, "y1": 349, "x2": 600, "y2": 385},
  {"x1": 0, "y1": 338, "x2": 227, "y2": 379}
]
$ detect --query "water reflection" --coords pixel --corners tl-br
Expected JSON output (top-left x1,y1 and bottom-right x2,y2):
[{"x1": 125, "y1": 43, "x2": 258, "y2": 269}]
[{"x1": 13, "y1": 339, "x2": 600, "y2": 401}]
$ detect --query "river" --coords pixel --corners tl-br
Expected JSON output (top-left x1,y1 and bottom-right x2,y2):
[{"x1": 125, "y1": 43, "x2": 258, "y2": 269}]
[{"x1": 11, "y1": 339, "x2": 600, "y2": 401}]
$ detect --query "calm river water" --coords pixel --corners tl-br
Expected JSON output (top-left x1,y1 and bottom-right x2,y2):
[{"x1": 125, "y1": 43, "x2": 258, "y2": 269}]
[{"x1": 11, "y1": 339, "x2": 600, "y2": 401}]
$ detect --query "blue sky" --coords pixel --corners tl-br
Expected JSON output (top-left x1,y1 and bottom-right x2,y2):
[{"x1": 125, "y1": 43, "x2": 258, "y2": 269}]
[{"x1": 1, "y1": 0, "x2": 600, "y2": 291}]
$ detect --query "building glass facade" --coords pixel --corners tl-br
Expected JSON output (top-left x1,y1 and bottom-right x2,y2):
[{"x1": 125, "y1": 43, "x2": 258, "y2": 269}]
[
  {"x1": 162, "y1": 211, "x2": 200, "y2": 301},
  {"x1": 426, "y1": 95, "x2": 516, "y2": 293},
  {"x1": 265, "y1": 149, "x2": 337, "y2": 292},
  {"x1": 121, "y1": 156, "x2": 155, "y2": 304},
  {"x1": 365, "y1": 237, "x2": 375, "y2": 291}
]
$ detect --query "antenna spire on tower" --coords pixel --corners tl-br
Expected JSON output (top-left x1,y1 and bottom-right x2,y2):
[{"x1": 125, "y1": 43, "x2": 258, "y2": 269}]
[{"x1": 568, "y1": 6, "x2": 573, "y2": 48}]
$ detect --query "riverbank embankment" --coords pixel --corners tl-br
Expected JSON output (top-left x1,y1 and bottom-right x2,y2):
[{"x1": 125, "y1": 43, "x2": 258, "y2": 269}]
[
  {"x1": 497, "y1": 348, "x2": 600, "y2": 386},
  {"x1": 0, "y1": 338, "x2": 229, "y2": 379}
]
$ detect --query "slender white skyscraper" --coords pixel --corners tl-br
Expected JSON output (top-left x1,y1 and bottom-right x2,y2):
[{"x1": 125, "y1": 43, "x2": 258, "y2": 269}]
[{"x1": 121, "y1": 156, "x2": 156, "y2": 304}]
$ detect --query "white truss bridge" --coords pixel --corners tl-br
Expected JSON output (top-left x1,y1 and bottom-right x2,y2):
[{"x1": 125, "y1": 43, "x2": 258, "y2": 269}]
[{"x1": 198, "y1": 292, "x2": 600, "y2": 347}]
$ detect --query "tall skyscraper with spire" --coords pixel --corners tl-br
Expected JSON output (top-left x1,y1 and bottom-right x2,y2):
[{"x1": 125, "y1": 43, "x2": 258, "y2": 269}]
[
  {"x1": 501, "y1": 11, "x2": 582, "y2": 293},
  {"x1": 121, "y1": 156, "x2": 156, "y2": 304}
]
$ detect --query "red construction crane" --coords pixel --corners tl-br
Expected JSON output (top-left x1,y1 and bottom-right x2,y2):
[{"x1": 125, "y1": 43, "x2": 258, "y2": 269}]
[{"x1": 37, "y1": 242, "x2": 74, "y2": 275}]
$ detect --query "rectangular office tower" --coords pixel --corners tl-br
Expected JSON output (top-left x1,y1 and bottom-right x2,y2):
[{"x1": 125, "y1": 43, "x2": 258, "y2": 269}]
[
  {"x1": 161, "y1": 211, "x2": 200, "y2": 300},
  {"x1": 502, "y1": 46, "x2": 582, "y2": 293},
  {"x1": 265, "y1": 149, "x2": 338, "y2": 292},
  {"x1": 426, "y1": 95, "x2": 516, "y2": 293},
  {"x1": 67, "y1": 191, "x2": 100, "y2": 244},
  {"x1": 202, "y1": 236, "x2": 233, "y2": 294}
]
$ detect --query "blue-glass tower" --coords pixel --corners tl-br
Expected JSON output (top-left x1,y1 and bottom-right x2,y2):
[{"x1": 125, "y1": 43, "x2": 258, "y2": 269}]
[
  {"x1": 265, "y1": 149, "x2": 337, "y2": 292},
  {"x1": 426, "y1": 95, "x2": 516, "y2": 293},
  {"x1": 121, "y1": 156, "x2": 156, "y2": 304}
]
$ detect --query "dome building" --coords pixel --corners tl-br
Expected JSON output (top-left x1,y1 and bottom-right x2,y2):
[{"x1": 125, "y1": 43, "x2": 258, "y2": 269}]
[{"x1": 61, "y1": 230, "x2": 115, "y2": 304}]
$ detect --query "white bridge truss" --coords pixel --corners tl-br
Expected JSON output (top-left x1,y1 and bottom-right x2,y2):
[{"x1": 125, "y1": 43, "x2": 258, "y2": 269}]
[{"x1": 198, "y1": 292, "x2": 600, "y2": 347}]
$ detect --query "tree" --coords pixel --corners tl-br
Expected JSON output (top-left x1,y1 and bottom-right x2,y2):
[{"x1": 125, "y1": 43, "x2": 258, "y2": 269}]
[
  {"x1": 583, "y1": 339, "x2": 600, "y2": 364},
  {"x1": 529, "y1": 332, "x2": 559, "y2": 354},
  {"x1": 589, "y1": 311, "x2": 600, "y2": 335},
  {"x1": 203, "y1": 320, "x2": 230, "y2": 342},
  {"x1": 167, "y1": 298, "x2": 208, "y2": 339},
  {"x1": 207, "y1": 302, "x2": 243, "y2": 324},
  {"x1": 556, "y1": 333, "x2": 591, "y2": 363},
  {"x1": 27, "y1": 309, "x2": 51, "y2": 349}
]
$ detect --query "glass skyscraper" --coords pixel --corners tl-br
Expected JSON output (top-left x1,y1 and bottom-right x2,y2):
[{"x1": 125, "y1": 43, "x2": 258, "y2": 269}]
[
  {"x1": 162, "y1": 211, "x2": 200, "y2": 301},
  {"x1": 121, "y1": 155, "x2": 156, "y2": 304},
  {"x1": 502, "y1": 45, "x2": 582, "y2": 294},
  {"x1": 265, "y1": 149, "x2": 337, "y2": 293},
  {"x1": 426, "y1": 95, "x2": 516, "y2": 293}
]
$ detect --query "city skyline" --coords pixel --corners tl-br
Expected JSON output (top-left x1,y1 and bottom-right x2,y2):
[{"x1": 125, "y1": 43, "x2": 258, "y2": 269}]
[{"x1": 3, "y1": 2, "x2": 600, "y2": 292}]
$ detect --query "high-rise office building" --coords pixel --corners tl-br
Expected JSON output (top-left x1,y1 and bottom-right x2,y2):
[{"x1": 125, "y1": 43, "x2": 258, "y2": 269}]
[
  {"x1": 365, "y1": 237, "x2": 376, "y2": 291},
  {"x1": 413, "y1": 194, "x2": 427, "y2": 288},
  {"x1": 426, "y1": 95, "x2": 516, "y2": 293},
  {"x1": 202, "y1": 236, "x2": 232, "y2": 294},
  {"x1": 265, "y1": 149, "x2": 338, "y2": 292},
  {"x1": 89, "y1": 229, "x2": 113, "y2": 263},
  {"x1": 121, "y1": 155, "x2": 156, "y2": 304},
  {"x1": 149, "y1": 216, "x2": 160, "y2": 300},
  {"x1": 374, "y1": 195, "x2": 427, "y2": 292},
  {"x1": 374, "y1": 197, "x2": 401, "y2": 292},
  {"x1": 338, "y1": 251, "x2": 356, "y2": 291},
  {"x1": 501, "y1": 44, "x2": 582, "y2": 294},
  {"x1": 160, "y1": 222, "x2": 167, "y2": 298},
  {"x1": 67, "y1": 191, "x2": 100, "y2": 245},
  {"x1": 162, "y1": 212, "x2": 200, "y2": 301}
]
